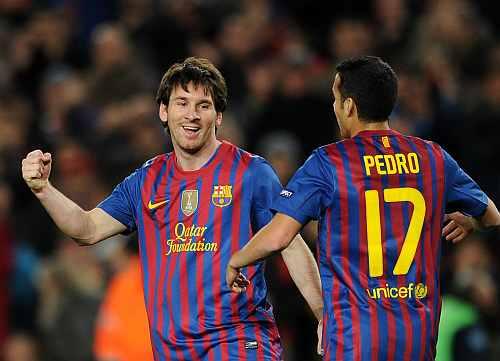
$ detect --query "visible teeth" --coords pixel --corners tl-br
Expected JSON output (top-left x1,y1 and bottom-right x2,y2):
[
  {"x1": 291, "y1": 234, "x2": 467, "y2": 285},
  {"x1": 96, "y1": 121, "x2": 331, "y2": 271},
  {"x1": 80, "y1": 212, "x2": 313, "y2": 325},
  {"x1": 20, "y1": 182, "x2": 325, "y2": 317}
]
[{"x1": 183, "y1": 126, "x2": 199, "y2": 131}]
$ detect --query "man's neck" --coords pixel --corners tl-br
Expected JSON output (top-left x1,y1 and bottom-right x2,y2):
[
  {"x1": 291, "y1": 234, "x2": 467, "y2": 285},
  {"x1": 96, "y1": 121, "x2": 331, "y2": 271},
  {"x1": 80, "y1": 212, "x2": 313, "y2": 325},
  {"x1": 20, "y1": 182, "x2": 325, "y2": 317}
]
[
  {"x1": 350, "y1": 120, "x2": 390, "y2": 137},
  {"x1": 174, "y1": 139, "x2": 222, "y2": 171}
]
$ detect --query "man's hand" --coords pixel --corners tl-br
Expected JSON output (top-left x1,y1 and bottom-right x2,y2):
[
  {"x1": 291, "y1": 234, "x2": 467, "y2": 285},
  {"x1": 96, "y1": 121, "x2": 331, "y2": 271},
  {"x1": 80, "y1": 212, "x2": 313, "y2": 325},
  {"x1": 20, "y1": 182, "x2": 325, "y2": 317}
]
[
  {"x1": 317, "y1": 318, "x2": 324, "y2": 356},
  {"x1": 226, "y1": 263, "x2": 250, "y2": 293},
  {"x1": 442, "y1": 212, "x2": 474, "y2": 243},
  {"x1": 21, "y1": 150, "x2": 52, "y2": 193}
]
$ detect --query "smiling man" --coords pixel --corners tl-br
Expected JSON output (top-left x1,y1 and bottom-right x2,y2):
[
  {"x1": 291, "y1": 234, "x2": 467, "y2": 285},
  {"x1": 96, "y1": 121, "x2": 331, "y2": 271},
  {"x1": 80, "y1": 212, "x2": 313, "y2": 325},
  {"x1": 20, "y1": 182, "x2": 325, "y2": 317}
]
[{"x1": 21, "y1": 57, "x2": 323, "y2": 360}]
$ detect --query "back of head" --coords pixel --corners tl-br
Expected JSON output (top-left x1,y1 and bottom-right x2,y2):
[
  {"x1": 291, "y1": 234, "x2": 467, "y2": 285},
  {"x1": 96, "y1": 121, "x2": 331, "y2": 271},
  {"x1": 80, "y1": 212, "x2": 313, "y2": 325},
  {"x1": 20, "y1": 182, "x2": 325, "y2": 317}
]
[
  {"x1": 156, "y1": 57, "x2": 228, "y2": 113},
  {"x1": 335, "y1": 56, "x2": 398, "y2": 122}
]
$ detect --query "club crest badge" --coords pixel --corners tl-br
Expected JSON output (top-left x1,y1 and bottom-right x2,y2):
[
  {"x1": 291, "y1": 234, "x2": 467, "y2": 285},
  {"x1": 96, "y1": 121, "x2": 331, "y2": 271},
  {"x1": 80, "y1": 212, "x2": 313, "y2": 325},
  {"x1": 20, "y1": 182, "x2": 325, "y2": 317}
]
[
  {"x1": 382, "y1": 136, "x2": 391, "y2": 148},
  {"x1": 211, "y1": 185, "x2": 232, "y2": 207},
  {"x1": 181, "y1": 190, "x2": 198, "y2": 216}
]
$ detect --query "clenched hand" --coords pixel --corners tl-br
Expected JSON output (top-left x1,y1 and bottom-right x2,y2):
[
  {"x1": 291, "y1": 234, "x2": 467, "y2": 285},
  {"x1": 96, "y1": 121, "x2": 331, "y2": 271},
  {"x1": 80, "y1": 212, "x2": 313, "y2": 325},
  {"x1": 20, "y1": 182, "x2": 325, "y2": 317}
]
[{"x1": 21, "y1": 150, "x2": 52, "y2": 193}]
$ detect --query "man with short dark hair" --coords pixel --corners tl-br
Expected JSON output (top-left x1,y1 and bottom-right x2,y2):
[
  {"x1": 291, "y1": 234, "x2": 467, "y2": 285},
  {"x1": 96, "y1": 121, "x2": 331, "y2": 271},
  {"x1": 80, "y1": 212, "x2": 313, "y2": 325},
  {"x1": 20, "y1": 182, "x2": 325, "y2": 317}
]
[
  {"x1": 227, "y1": 56, "x2": 500, "y2": 360},
  {"x1": 22, "y1": 57, "x2": 323, "y2": 360}
]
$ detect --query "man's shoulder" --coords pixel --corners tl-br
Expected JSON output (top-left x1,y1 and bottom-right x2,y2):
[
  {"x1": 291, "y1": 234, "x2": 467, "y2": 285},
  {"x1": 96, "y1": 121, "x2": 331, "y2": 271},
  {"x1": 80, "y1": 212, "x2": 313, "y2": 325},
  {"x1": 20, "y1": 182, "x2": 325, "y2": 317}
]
[
  {"x1": 222, "y1": 140, "x2": 266, "y2": 166},
  {"x1": 141, "y1": 153, "x2": 170, "y2": 169},
  {"x1": 403, "y1": 134, "x2": 441, "y2": 149},
  {"x1": 318, "y1": 141, "x2": 341, "y2": 152},
  {"x1": 123, "y1": 153, "x2": 170, "y2": 182},
  {"x1": 309, "y1": 142, "x2": 344, "y2": 162}
]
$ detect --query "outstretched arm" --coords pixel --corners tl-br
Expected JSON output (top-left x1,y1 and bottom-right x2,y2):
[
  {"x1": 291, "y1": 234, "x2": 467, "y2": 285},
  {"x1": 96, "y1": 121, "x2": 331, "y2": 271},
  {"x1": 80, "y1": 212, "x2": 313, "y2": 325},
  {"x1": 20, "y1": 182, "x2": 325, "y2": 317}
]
[
  {"x1": 226, "y1": 213, "x2": 323, "y2": 316},
  {"x1": 280, "y1": 235, "x2": 323, "y2": 321},
  {"x1": 282, "y1": 235, "x2": 324, "y2": 356},
  {"x1": 228, "y1": 213, "x2": 302, "y2": 271},
  {"x1": 22, "y1": 150, "x2": 127, "y2": 245},
  {"x1": 226, "y1": 213, "x2": 325, "y2": 355},
  {"x1": 226, "y1": 213, "x2": 302, "y2": 293}
]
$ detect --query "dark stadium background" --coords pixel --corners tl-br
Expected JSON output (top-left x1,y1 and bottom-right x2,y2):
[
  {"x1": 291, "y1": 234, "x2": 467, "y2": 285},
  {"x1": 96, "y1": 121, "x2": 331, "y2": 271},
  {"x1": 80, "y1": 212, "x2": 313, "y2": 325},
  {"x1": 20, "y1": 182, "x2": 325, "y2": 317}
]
[{"x1": 0, "y1": 0, "x2": 499, "y2": 360}]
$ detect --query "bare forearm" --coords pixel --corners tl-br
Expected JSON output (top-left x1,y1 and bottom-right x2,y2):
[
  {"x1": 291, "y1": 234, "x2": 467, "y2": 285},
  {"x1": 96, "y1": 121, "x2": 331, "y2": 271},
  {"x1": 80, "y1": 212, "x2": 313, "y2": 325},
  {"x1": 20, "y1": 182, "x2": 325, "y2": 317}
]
[
  {"x1": 230, "y1": 213, "x2": 302, "y2": 269},
  {"x1": 35, "y1": 182, "x2": 95, "y2": 244},
  {"x1": 230, "y1": 225, "x2": 284, "y2": 268},
  {"x1": 22, "y1": 150, "x2": 124, "y2": 244},
  {"x1": 281, "y1": 235, "x2": 323, "y2": 321},
  {"x1": 476, "y1": 198, "x2": 500, "y2": 230}
]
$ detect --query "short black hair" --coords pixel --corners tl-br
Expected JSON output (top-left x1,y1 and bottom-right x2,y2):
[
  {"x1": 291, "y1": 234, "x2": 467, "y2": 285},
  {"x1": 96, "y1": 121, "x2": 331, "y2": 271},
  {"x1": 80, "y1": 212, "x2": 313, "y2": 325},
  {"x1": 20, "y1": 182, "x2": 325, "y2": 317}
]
[
  {"x1": 335, "y1": 56, "x2": 397, "y2": 122},
  {"x1": 156, "y1": 57, "x2": 227, "y2": 113}
]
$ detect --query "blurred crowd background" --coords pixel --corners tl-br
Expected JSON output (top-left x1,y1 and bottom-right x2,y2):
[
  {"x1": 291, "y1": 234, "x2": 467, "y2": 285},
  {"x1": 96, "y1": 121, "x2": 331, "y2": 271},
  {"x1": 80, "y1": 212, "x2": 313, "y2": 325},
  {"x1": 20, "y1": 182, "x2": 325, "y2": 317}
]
[{"x1": 0, "y1": 0, "x2": 499, "y2": 360}]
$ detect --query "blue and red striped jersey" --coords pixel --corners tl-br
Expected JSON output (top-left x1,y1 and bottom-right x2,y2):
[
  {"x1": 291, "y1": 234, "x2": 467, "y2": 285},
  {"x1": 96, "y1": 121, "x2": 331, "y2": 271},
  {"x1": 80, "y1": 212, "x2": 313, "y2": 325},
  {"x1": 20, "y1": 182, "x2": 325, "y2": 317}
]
[
  {"x1": 272, "y1": 129, "x2": 488, "y2": 361},
  {"x1": 98, "y1": 141, "x2": 282, "y2": 361}
]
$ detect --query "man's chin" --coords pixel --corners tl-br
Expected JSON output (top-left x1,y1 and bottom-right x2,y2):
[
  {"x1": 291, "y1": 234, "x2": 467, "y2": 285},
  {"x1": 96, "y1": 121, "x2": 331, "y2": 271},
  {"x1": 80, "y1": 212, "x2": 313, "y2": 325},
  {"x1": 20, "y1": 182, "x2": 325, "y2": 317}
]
[{"x1": 178, "y1": 142, "x2": 203, "y2": 155}]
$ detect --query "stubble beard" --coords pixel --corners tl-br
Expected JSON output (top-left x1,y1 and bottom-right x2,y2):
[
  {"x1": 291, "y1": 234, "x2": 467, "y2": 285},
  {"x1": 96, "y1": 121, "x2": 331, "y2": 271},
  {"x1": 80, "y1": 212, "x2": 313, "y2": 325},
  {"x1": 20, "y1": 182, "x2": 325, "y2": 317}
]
[{"x1": 171, "y1": 128, "x2": 207, "y2": 155}]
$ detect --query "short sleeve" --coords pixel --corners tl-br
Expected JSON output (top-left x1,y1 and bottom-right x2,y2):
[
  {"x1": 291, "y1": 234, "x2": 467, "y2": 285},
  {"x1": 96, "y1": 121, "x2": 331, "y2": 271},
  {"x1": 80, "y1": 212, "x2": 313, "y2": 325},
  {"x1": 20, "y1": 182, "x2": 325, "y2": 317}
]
[
  {"x1": 272, "y1": 148, "x2": 335, "y2": 224},
  {"x1": 98, "y1": 170, "x2": 141, "y2": 233},
  {"x1": 249, "y1": 157, "x2": 283, "y2": 232},
  {"x1": 442, "y1": 147, "x2": 488, "y2": 217}
]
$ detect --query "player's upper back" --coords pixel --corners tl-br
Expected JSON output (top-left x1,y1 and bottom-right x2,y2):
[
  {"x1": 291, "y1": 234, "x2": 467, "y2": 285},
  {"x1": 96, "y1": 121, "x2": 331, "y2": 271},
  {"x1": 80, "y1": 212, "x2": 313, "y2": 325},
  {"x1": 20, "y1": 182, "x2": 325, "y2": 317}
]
[
  {"x1": 320, "y1": 129, "x2": 487, "y2": 217},
  {"x1": 314, "y1": 130, "x2": 446, "y2": 264},
  {"x1": 314, "y1": 129, "x2": 488, "y2": 250},
  {"x1": 325, "y1": 129, "x2": 442, "y2": 187}
]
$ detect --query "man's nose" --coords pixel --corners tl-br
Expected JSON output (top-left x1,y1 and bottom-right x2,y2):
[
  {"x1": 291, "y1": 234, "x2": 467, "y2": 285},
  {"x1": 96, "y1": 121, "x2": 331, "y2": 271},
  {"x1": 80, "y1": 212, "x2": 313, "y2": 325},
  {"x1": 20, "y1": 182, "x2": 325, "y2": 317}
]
[{"x1": 185, "y1": 105, "x2": 201, "y2": 121}]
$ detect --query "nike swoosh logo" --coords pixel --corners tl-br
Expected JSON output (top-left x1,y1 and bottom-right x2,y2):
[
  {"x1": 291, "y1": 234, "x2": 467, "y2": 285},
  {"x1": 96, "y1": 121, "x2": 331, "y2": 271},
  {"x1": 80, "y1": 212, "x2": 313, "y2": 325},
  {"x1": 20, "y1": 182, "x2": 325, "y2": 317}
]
[{"x1": 148, "y1": 199, "x2": 169, "y2": 210}]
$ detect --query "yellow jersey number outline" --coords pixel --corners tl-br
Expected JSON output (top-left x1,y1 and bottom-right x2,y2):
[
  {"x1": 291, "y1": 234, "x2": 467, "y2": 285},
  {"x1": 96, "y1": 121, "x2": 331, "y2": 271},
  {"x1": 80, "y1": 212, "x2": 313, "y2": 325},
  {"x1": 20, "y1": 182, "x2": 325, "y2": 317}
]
[{"x1": 365, "y1": 187, "x2": 426, "y2": 277}]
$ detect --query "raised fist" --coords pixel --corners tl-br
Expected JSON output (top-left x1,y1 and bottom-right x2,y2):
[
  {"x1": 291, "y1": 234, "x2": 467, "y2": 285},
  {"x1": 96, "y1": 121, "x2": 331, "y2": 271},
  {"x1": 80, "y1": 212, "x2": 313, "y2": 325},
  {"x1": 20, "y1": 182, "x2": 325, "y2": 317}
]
[{"x1": 21, "y1": 150, "x2": 52, "y2": 192}]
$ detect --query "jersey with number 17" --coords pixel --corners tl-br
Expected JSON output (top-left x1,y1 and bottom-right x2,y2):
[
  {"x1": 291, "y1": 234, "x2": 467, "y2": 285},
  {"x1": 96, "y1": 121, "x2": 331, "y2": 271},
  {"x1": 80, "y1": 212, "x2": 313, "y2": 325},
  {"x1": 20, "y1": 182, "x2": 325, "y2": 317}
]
[{"x1": 272, "y1": 129, "x2": 488, "y2": 361}]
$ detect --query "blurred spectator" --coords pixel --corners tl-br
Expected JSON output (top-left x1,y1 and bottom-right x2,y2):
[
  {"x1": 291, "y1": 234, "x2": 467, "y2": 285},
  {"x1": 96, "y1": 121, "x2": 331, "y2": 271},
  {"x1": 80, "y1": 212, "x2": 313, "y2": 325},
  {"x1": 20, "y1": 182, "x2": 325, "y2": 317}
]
[
  {"x1": 256, "y1": 131, "x2": 302, "y2": 184},
  {"x1": 437, "y1": 235, "x2": 497, "y2": 361},
  {"x1": 216, "y1": 111, "x2": 247, "y2": 148},
  {"x1": 247, "y1": 53, "x2": 335, "y2": 156},
  {"x1": 8, "y1": 241, "x2": 40, "y2": 334},
  {"x1": 39, "y1": 65, "x2": 95, "y2": 147},
  {"x1": 453, "y1": 46, "x2": 500, "y2": 203},
  {"x1": 2, "y1": 332, "x2": 39, "y2": 361},
  {"x1": 239, "y1": 58, "x2": 279, "y2": 135},
  {"x1": 188, "y1": 37, "x2": 222, "y2": 66},
  {"x1": 118, "y1": 0, "x2": 154, "y2": 41},
  {"x1": 329, "y1": 18, "x2": 374, "y2": 62},
  {"x1": 94, "y1": 239, "x2": 153, "y2": 361},
  {"x1": 123, "y1": 0, "x2": 196, "y2": 73},
  {"x1": 87, "y1": 23, "x2": 153, "y2": 108},
  {"x1": 51, "y1": 140, "x2": 106, "y2": 208},
  {"x1": 91, "y1": 93, "x2": 162, "y2": 187},
  {"x1": 37, "y1": 239, "x2": 104, "y2": 361},
  {"x1": 391, "y1": 66, "x2": 434, "y2": 137},
  {"x1": 410, "y1": 0, "x2": 494, "y2": 84},
  {"x1": 373, "y1": 0, "x2": 414, "y2": 64},
  {"x1": 9, "y1": 8, "x2": 84, "y2": 101},
  {"x1": 0, "y1": 95, "x2": 31, "y2": 171},
  {"x1": 216, "y1": 14, "x2": 254, "y2": 107},
  {"x1": 0, "y1": 181, "x2": 13, "y2": 347},
  {"x1": 437, "y1": 295, "x2": 488, "y2": 361}
]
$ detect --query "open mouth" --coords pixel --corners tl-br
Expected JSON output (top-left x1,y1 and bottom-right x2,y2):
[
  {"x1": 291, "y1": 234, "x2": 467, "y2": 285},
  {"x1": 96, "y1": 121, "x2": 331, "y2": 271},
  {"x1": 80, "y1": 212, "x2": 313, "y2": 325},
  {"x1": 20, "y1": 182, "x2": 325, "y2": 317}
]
[{"x1": 182, "y1": 125, "x2": 201, "y2": 137}]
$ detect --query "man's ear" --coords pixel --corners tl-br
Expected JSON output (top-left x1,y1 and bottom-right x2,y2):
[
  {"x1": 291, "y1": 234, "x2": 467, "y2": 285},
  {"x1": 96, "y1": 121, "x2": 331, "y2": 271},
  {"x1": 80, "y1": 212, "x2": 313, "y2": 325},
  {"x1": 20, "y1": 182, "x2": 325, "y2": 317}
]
[
  {"x1": 215, "y1": 112, "x2": 222, "y2": 127},
  {"x1": 159, "y1": 103, "x2": 168, "y2": 127},
  {"x1": 344, "y1": 97, "x2": 355, "y2": 117}
]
